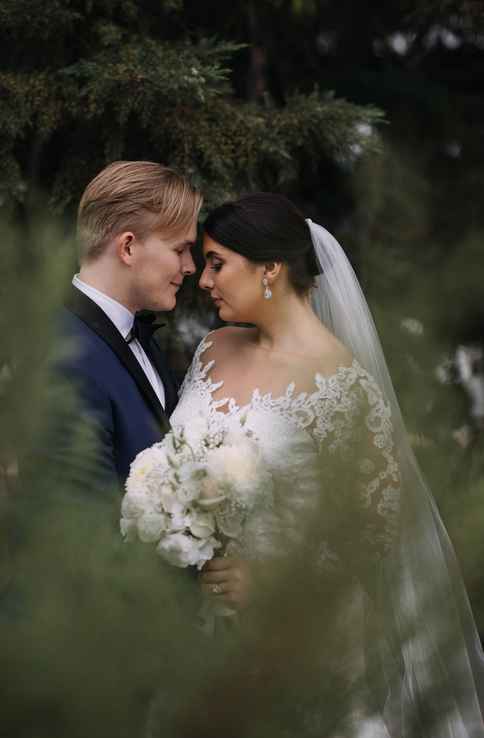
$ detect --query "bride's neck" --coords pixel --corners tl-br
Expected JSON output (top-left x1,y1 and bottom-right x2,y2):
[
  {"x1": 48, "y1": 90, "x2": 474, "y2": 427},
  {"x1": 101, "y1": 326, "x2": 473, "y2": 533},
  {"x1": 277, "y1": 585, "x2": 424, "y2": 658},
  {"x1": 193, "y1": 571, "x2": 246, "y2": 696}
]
[{"x1": 253, "y1": 293, "x2": 324, "y2": 355}]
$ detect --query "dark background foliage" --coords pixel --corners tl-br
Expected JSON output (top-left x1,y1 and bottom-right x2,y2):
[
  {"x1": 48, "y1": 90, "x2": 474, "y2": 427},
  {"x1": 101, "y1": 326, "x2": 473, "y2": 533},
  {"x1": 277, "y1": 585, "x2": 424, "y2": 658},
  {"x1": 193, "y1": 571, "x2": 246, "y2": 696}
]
[
  {"x1": 1, "y1": 2, "x2": 484, "y2": 735},
  {"x1": 1, "y1": 0, "x2": 483, "y2": 343}
]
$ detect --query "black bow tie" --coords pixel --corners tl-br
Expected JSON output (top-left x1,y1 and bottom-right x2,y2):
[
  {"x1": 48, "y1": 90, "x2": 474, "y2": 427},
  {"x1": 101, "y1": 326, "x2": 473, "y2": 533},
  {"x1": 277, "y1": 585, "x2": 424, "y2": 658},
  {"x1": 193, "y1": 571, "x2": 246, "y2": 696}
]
[{"x1": 128, "y1": 311, "x2": 165, "y2": 344}]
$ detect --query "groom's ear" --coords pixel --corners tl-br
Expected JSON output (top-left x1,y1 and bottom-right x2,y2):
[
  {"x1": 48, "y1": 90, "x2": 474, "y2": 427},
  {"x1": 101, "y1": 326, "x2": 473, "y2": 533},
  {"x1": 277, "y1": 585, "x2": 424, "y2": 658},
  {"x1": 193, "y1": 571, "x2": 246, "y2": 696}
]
[{"x1": 117, "y1": 231, "x2": 137, "y2": 266}]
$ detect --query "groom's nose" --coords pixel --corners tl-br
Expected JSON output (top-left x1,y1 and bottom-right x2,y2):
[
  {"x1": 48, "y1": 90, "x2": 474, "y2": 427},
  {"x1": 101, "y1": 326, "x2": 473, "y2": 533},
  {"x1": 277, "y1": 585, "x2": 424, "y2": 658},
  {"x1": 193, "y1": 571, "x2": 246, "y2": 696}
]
[{"x1": 181, "y1": 250, "x2": 196, "y2": 277}]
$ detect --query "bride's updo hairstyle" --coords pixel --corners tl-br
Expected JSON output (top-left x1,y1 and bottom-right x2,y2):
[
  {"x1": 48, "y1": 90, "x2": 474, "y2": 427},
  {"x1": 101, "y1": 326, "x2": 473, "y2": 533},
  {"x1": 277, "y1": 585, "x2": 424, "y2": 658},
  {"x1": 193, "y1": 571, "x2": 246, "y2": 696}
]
[{"x1": 204, "y1": 193, "x2": 321, "y2": 296}]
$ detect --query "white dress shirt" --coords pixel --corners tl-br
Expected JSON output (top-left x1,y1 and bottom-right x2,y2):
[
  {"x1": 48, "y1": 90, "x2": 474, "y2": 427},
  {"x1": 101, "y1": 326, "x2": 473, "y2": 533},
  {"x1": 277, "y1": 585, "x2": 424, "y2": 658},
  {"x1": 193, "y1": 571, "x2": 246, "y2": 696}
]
[{"x1": 72, "y1": 275, "x2": 166, "y2": 409}]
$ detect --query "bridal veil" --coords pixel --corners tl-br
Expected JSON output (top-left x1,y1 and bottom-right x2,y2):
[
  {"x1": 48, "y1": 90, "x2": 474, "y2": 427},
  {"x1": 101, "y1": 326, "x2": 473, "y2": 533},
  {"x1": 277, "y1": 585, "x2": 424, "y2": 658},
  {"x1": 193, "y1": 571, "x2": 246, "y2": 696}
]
[{"x1": 306, "y1": 219, "x2": 484, "y2": 737}]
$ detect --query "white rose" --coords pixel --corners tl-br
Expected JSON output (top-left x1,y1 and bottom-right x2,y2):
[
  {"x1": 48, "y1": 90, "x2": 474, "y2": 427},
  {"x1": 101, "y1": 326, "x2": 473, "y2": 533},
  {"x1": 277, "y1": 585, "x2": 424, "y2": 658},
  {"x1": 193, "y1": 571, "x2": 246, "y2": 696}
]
[
  {"x1": 137, "y1": 512, "x2": 168, "y2": 543},
  {"x1": 188, "y1": 510, "x2": 216, "y2": 539},
  {"x1": 205, "y1": 440, "x2": 263, "y2": 501},
  {"x1": 121, "y1": 490, "x2": 154, "y2": 520},
  {"x1": 166, "y1": 507, "x2": 191, "y2": 532},
  {"x1": 197, "y1": 477, "x2": 227, "y2": 509},
  {"x1": 127, "y1": 444, "x2": 169, "y2": 490},
  {"x1": 158, "y1": 484, "x2": 187, "y2": 516},
  {"x1": 177, "y1": 462, "x2": 206, "y2": 504},
  {"x1": 156, "y1": 532, "x2": 203, "y2": 568}
]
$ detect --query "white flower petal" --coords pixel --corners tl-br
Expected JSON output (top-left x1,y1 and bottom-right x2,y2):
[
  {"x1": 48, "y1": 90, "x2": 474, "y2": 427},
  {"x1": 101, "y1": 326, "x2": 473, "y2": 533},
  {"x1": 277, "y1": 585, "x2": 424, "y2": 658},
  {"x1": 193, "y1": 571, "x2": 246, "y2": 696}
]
[
  {"x1": 137, "y1": 512, "x2": 167, "y2": 543},
  {"x1": 156, "y1": 532, "x2": 203, "y2": 568}
]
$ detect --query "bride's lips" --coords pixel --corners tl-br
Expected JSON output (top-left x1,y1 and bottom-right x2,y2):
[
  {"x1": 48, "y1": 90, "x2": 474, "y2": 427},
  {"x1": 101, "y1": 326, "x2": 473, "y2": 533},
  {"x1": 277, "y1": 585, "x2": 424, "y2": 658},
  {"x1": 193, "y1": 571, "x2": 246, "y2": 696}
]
[{"x1": 212, "y1": 297, "x2": 223, "y2": 306}]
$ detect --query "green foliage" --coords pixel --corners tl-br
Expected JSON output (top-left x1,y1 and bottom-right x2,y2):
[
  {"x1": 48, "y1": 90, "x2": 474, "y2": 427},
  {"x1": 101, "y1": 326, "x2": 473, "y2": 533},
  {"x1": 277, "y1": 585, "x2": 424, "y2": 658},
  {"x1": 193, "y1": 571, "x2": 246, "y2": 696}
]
[{"x1": 0, "y1": 0, "x2": 384, "y2": 214}]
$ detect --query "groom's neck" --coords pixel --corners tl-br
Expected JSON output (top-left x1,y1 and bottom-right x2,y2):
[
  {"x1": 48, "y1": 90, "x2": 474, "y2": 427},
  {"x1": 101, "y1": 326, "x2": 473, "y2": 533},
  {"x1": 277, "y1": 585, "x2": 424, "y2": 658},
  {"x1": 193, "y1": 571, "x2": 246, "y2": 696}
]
[{"x1": 78, "y1": 261, "x2": 132, "y2": 312}]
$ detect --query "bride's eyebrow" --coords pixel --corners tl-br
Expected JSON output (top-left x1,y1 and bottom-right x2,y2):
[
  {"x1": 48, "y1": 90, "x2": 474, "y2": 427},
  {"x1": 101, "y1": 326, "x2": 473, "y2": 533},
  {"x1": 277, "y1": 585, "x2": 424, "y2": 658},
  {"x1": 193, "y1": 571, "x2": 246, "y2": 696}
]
[{"x1": 204, "y1": 250, "x2": 223, "y2": 261}]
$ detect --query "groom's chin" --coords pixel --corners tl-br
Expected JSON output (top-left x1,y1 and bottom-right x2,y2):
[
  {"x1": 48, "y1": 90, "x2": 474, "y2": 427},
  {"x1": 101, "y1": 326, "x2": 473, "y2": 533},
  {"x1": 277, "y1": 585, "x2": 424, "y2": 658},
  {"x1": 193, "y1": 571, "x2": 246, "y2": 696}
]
[{"x1": 153, "y1": 292, "x2": 177, "y2": 312}]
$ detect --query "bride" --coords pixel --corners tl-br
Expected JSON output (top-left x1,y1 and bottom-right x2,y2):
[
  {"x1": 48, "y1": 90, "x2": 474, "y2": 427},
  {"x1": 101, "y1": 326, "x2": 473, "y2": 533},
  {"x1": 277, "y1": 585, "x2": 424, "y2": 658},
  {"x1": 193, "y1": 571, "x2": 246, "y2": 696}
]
[{"x1": 170, "y1": 193, "x2": 484, "y2": 736}]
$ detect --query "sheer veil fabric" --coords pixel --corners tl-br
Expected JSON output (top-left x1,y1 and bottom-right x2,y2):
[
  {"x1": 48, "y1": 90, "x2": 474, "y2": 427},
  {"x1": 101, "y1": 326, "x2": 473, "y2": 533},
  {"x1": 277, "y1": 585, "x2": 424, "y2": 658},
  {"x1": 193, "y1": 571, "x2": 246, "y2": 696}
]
[{"x1": 306, "y1": 219, "x2": 484, "y2": 737}]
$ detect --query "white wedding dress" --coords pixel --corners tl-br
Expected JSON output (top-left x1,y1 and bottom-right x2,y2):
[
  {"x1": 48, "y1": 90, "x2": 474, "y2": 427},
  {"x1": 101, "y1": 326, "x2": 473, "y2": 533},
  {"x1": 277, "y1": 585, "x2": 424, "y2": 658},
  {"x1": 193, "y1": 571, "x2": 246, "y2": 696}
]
[
  {"x1": 172, "y1": 332, "x2": 400, "y2": 567},
  {"x1": 170, "y1": 331, "x2": 400, "y2": 737}
]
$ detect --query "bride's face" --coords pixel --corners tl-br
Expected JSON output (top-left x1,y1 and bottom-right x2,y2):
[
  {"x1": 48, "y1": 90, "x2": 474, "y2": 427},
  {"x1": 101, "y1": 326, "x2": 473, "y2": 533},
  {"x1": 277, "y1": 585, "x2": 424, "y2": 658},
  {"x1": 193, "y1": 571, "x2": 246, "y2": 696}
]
[{"x1": 199, "y1": 235, "x2": 265, "y2": 323}]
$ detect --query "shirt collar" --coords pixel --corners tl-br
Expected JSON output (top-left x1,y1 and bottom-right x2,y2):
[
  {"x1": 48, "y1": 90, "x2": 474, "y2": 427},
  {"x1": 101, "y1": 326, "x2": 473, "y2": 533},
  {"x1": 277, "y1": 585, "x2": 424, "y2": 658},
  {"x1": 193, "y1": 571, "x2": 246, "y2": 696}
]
[{"x1": 72, "y1": 274, "x2": 134, "y2": 340}]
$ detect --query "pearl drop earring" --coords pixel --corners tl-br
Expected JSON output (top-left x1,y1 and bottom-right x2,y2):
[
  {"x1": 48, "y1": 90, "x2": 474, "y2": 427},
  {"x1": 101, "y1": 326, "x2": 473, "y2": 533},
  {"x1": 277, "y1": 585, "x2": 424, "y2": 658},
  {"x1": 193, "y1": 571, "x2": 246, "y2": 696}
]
[{"x1": 262, "y1": 276, "x2": 272, "y2": 300}]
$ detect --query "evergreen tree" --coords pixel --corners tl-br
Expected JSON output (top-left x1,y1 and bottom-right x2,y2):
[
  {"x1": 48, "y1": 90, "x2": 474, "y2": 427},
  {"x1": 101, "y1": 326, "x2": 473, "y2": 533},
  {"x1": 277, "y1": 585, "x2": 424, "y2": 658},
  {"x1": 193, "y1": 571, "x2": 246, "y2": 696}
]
[{"x1": 0, "y1": 0, "x2": 382, "y2": 216}]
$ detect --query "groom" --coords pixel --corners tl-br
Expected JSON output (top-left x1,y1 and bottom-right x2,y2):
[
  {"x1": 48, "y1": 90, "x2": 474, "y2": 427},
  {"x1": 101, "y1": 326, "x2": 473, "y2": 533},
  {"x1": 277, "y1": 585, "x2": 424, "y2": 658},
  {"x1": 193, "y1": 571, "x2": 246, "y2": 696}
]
[
  {"x1": 62, "y1": 160, "x2": 201, "y2": 490},
  {"x1": 9, "y1": 162, "x2": 202, "y2": 738}
]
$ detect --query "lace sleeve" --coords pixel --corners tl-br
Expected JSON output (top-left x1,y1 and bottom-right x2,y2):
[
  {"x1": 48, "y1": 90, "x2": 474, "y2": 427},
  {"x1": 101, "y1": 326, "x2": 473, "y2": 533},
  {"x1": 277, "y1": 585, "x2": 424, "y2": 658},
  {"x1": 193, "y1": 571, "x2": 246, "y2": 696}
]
[{"x1": 311, "y1": 363, "x2": 401, "y2": 568}]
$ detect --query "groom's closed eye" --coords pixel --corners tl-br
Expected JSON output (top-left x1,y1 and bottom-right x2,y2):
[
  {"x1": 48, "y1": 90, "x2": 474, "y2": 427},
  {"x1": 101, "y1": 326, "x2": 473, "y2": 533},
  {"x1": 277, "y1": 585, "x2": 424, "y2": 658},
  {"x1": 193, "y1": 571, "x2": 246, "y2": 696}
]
[{"x1": 175, "y1": 242, "x2": 194, "y2": 254}]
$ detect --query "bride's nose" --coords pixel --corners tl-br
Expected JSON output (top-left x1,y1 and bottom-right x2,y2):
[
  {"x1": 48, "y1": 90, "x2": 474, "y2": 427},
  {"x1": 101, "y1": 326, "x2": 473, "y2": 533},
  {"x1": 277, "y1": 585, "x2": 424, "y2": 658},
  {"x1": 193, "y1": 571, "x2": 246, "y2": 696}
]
[{"x1": 199, "y1": 266, "x2": 213, "y2": 291}]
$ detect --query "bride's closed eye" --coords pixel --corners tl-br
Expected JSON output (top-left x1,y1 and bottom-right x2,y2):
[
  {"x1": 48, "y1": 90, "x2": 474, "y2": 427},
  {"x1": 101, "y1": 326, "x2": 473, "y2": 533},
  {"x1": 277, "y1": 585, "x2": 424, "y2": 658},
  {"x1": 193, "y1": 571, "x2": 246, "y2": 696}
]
[{"x1": 210, "y1": 261, "x2": 223, "y2": 272}]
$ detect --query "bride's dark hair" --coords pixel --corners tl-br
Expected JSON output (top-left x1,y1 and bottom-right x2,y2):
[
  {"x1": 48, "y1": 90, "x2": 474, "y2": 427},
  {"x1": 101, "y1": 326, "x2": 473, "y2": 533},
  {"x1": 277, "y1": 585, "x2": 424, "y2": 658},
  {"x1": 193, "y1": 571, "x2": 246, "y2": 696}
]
[{"x1": 203, "y1": 193, "x2": 320, "y2": 295}]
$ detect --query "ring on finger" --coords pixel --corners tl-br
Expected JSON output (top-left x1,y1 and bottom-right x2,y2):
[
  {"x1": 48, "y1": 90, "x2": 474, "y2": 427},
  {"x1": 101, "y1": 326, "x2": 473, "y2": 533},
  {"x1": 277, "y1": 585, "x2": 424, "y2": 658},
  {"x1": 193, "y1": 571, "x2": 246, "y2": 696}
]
[{"x1": 211, "y1": 584, "x2": 223, "y2": 595}]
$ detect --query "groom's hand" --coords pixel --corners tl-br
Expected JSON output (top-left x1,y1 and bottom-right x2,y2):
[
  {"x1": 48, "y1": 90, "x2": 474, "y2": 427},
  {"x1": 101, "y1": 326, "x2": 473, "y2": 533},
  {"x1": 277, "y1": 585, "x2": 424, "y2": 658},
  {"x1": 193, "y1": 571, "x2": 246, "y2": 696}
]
[{"x1": 200, "y1": 557, "x2": 252, "y2": 609}]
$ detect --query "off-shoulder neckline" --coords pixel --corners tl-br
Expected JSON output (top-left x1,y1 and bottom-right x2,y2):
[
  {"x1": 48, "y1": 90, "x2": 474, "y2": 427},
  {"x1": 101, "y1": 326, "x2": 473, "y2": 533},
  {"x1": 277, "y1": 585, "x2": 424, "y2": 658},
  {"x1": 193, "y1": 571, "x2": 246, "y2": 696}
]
[{"x1": 191, "y1": 334, "x2": 365, "y2": 418}]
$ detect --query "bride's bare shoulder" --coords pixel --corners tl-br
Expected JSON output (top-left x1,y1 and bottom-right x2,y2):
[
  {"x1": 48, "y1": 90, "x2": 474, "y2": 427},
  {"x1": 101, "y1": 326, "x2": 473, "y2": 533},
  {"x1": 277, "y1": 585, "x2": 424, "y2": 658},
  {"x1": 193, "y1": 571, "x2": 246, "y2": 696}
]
[
  {"x1": 284, "y1": 319, "x2": 352, "y2": 376},
  {"x1": 199, "y1": 326, "x2": 255, "y2": 362},
  {"x1": 314, "y1": 333, "x2": 354, "y2": 377}
]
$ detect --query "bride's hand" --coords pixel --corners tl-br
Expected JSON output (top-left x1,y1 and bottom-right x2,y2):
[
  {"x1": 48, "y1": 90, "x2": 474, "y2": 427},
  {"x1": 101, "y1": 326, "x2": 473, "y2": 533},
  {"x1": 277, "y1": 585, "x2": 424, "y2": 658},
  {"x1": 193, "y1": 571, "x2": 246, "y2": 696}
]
[{"x1": 200, "y1": 556, "x2": 252, "y2": 609}]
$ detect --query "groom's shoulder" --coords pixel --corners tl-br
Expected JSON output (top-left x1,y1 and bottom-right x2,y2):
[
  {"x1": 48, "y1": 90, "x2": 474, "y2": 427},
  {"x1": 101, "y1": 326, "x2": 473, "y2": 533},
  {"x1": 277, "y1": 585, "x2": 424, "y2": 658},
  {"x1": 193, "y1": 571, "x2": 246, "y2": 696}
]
[
  {"x1": 59, "y1": 307, "x2": 100, "y2": 347},
  {"x1": 57, "y1": 307, "x2": 116, "y2": 368}
]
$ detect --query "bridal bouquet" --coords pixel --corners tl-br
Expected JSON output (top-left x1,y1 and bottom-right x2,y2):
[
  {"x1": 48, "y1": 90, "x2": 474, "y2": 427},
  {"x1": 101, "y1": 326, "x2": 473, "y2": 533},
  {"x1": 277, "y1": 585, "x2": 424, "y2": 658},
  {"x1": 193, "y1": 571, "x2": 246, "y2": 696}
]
[{"x1": 120, "y1": 414, "x2": 271, "y2": 569}]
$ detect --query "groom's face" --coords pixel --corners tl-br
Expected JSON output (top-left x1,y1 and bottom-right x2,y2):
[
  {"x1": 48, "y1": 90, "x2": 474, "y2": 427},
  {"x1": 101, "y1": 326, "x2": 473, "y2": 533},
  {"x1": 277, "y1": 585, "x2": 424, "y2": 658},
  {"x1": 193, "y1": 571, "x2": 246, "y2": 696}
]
[{"x1": 130, "y1": 222, "x2": 197, "y2": 312}]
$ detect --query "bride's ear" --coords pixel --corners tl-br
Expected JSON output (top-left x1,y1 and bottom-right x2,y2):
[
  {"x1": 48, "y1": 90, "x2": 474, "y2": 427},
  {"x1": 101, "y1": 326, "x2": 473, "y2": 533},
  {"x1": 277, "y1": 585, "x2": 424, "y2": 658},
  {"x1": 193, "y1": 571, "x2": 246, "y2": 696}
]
[{"x1": 263, "y1": 261, "x2": 282, "y2": 281}]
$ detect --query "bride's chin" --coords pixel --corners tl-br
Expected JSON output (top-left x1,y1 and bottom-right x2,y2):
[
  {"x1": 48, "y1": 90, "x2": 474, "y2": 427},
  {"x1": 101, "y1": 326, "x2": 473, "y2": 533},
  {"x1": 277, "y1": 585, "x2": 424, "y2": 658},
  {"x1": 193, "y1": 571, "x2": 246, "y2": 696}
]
[{"x1": 217, "y1": 305, "x2": 230, "y2": 319}]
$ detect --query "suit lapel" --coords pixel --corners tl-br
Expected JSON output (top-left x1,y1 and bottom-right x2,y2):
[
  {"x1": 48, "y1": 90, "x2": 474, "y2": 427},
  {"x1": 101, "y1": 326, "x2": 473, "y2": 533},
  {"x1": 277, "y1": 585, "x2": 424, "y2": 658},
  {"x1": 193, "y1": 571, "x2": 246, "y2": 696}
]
[
  {"x1": 146, "y1": 340, "x2": 179, "y2": 417},
  {"x1": 65, "y1": 286, "x2": 170, "y2": 434}
]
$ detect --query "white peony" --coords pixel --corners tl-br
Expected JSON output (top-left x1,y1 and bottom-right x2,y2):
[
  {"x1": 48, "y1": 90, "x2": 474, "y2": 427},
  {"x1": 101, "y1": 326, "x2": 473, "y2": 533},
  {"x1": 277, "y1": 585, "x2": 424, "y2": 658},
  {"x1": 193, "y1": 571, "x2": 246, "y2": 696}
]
[
  {"x1": 205, "y1": 439, "x2": 263, "y2": 501},
  {"x1": 137, "y1": 512, "x2": 168, "y2": 543},
  {"x1": 121, "y1": 490, "x2": 155, "y2": 520},
  {"x1": 127, "y1": 444, "x2": 168, "y2": 488},
  {"x1": 177, "y1": 461, "x2": 206, "y2": 504},
  {"x1": 156, "y1": 532, "x2": 220, "y2": 569}
]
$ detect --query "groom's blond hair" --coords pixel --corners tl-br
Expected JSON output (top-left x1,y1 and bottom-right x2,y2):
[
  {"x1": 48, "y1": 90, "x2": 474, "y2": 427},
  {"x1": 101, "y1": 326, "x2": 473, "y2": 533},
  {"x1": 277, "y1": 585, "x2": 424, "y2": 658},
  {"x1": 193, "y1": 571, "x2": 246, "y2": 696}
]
[{"x1": 77, "y1": 161, "x2": 202, "y2": 262}]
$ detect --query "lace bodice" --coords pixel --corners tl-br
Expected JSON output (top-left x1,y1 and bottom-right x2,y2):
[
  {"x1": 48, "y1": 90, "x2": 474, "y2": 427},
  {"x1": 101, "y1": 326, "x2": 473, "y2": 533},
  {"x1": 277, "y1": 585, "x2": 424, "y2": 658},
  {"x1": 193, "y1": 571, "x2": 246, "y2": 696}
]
[{"x1": 171, "y1": 333, "x2": 400, "y2": 569}]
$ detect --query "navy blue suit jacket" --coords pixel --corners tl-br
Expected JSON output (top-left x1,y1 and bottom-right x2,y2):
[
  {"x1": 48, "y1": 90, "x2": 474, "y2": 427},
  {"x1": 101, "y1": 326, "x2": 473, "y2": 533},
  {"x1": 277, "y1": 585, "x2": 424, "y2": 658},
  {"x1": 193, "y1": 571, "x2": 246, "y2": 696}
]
[
  {"x1": 59, "y1": 286, "x2": 178, "y2": 490},
  {"x1": 1, "y1": 289, "x2": 199, "y2": 737}
]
